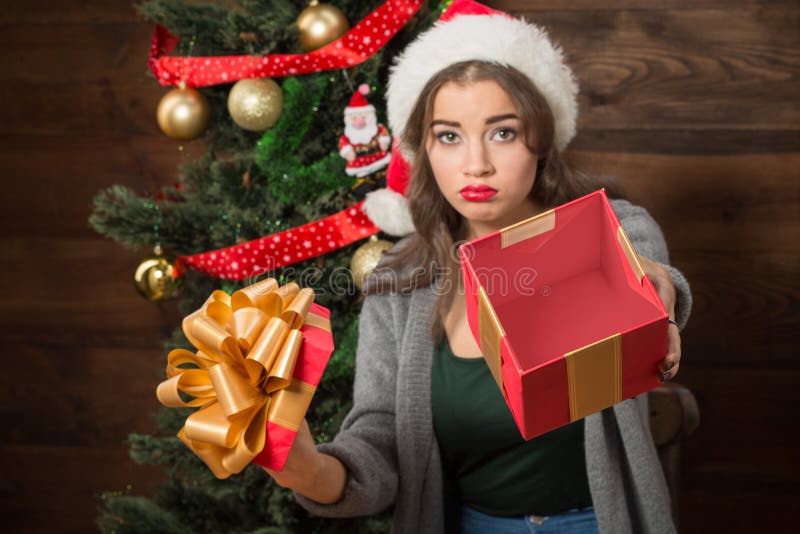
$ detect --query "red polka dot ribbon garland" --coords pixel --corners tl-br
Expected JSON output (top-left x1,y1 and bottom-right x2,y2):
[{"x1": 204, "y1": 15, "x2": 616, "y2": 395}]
[
  {"x1": 175, "y1": 201, "x2": 380, "y2": 281},
  {"x1": 149, "y1": 0, "x2": 423, "y2": 87},
  {"x1": 157, "y1": 1, "x2": 424, "y2": 279}
]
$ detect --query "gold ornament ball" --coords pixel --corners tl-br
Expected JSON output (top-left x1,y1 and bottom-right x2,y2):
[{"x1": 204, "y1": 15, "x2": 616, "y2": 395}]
[
  {"x1": 227, "y1": 78, "x2": 284, "y2": 131},
  {"x1": 134, "y1": 255, "x2": 182, "y2": 302},
  {"x1": 156, "y1": 87, "x2": 211, "y2": 140},
  {"x1": 296, "y1": 1, "x2": 350, "y2": 52},
  {"x1": 350, "y1": 237, "x2": 393, "y2": 290}
]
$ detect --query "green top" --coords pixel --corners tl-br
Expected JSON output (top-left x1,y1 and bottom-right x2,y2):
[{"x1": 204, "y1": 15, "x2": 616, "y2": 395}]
[{"x1": 431, "y1": 335, "x2": 593, "y2": 516}]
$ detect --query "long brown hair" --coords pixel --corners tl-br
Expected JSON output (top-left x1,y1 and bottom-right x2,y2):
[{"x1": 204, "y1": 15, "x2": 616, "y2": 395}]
[{"x1": 365, "y1": 60, "x2": 623, "y2": 344}]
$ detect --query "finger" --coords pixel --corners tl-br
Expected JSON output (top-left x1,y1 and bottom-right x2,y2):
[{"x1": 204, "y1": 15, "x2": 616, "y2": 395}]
[
  {"x1": 660, "y1": 347, "x2": 680, "y2": 374},
  {"x1": 653, "y1": 278, "x2": 677, "y2": 320},
  {"x1": 639, "y1": 256, "x2": 677, "y2": 317},
  {"x1": 659, "y1": 324, "x2": 682, "y2": 380},
  {"x1": 667, "y1": 362, "x2": 680, "y2": 380}
]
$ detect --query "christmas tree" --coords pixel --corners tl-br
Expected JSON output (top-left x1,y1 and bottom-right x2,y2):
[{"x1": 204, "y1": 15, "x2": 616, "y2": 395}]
[{"x1": 89, "y1": 1, "x2": 444, "y2": 532}]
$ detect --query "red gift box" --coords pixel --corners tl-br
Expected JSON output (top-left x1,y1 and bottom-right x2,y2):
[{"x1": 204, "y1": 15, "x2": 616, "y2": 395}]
[
  {"x1": 253, "y1": 302, "x2": 332, "y2": 472},
  {"x1": 156, "y1": 280, "x2": 334, "y2": 478},
  {"x1": 459, "y1": 189, "x2": 668, "y2": 440}
]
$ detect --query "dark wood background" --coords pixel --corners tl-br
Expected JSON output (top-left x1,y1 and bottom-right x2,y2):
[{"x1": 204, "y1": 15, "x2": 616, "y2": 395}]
[{"x1": 1, "y1": 1, "x2": 797, "y2": 532}]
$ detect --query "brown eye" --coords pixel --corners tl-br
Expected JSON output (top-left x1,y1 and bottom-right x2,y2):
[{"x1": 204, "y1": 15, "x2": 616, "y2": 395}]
[
  {"x1": 493, "y1": 127, "x2": 517, "y2": 141},
  {"x1": 436, "y1": 131, "x2": 459, "y2": 144}
]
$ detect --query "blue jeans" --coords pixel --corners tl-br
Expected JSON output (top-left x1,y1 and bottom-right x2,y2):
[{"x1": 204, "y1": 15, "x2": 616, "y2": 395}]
[{"x1": 460, "y1": 505, "x2": 599, "y2": 534}]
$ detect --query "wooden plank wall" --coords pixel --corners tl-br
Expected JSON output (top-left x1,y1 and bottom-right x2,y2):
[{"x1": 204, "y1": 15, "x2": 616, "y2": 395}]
[
  {"x1": 0, "y1": 2, "x2": 189, "y2": 532},
  {"x1": 501, "y1": 1, "x2": 799, "y2": 531},
  {"x1": 0, "y1": 0, "x2": 797, "y2": 532}
]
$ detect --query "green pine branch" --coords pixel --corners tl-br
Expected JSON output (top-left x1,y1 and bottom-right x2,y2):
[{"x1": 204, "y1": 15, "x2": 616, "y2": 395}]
[
  {"x1": 98, "y1": 494, "x2": 192, "y2": 534},
  {"x1": 255, "y1": 75, "x2": 353, "y2": 204}
]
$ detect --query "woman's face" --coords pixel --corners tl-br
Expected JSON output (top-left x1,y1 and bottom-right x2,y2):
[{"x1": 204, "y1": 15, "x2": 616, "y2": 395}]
[{"x1": 425, "y1": 80, "x2": 543, "y2": 239}]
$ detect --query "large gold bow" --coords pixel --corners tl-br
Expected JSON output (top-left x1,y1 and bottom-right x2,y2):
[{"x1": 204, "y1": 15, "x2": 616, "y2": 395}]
[{"x1": 156, "y1": 278, "x2": 318, "y2": 479}]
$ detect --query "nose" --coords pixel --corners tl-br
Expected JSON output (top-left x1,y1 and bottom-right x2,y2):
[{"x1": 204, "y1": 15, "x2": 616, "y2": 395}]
[{"x1": 464, "y1": 139, "x2": 494, "y2": 178}]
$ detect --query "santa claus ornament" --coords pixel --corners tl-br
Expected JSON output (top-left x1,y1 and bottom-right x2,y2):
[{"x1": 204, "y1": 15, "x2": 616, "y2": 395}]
[{"x1": 338, "y1": 84, "x2": 392, "y2": 201}]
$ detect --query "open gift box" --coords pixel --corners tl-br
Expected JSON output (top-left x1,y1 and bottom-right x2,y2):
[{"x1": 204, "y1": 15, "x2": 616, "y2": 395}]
[{"x1": 459, "y1": 189, "x2": 668, "y2": 440}]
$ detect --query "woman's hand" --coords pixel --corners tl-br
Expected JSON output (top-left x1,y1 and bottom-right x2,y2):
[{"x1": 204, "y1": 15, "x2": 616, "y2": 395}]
[
  {"x1": 262, "y1": 419, "x2": 347, "y2": 504},
  {"x1": 263, "y1": 419, "x2": 320, "y2": 490},
  {"x1": 639, "y1": 255, "x2": 681, "y2": 382}
]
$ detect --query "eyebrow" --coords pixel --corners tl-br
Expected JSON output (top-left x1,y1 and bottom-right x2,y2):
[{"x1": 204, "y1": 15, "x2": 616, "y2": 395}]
[{"x1": 430, "y1": 113, "x2": 520, "y2": 128}]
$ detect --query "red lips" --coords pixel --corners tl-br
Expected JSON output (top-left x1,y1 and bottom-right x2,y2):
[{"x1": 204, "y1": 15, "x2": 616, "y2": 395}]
[{"x1": 460, "y1": 184, "x2": 498, "y2": 201}]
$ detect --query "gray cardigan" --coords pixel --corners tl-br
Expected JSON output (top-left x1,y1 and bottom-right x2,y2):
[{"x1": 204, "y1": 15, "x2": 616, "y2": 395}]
[{"x1": 296, "y1": 199, "x2": 692, "y2": 533}]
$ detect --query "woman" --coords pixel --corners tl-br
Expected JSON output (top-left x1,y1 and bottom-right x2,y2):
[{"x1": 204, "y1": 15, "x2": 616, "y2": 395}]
[{"x1": 265, "y1": 2, "x2": 691, "y2": 533}]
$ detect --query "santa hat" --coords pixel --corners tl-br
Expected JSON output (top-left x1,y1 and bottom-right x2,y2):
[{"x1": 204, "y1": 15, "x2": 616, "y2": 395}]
[
  {"x1": 345, "y1": 83, "x2": 375, "y2": 115},
  {"x1": 362, "y1": 0, "x2": 579, "y2": 236}
]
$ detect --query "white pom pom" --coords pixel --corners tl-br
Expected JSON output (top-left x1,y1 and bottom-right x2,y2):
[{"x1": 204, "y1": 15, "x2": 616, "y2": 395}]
[{"x1": 362, "y1": 188, "x2": 415, "y2": 236}]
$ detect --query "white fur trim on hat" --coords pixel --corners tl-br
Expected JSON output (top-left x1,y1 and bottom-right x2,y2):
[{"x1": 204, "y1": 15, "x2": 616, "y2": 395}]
[
  {"x1": 387, "y1": 14, "x2": 579, "y2": 161},
  {"x1": 345, "y1": 104, "x2": 376, "y2": 115},
  {"x1": 362, "y1": 187, "x2": 415, "y2": 236}
]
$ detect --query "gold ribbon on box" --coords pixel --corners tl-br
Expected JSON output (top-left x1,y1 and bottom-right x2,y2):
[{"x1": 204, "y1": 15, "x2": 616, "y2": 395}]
[
  {"x1": 477, "y1": 287, "x2": 623, "y2": 422},
  {"x1": 616, "y1": 225, "x2": 646, "y2": 284},
  {"x1": 564, "y1": 333, "x2": 622, "y2": 421},
  {"x1": 500, "y1": 208, "x2": 555, "y2": 249},
  {"x1": 156, "y1": 278, "x2": 327, "y2": 479},
  {"x1": 478, "y1": 287, "x2": 506, "y2": 392}
]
